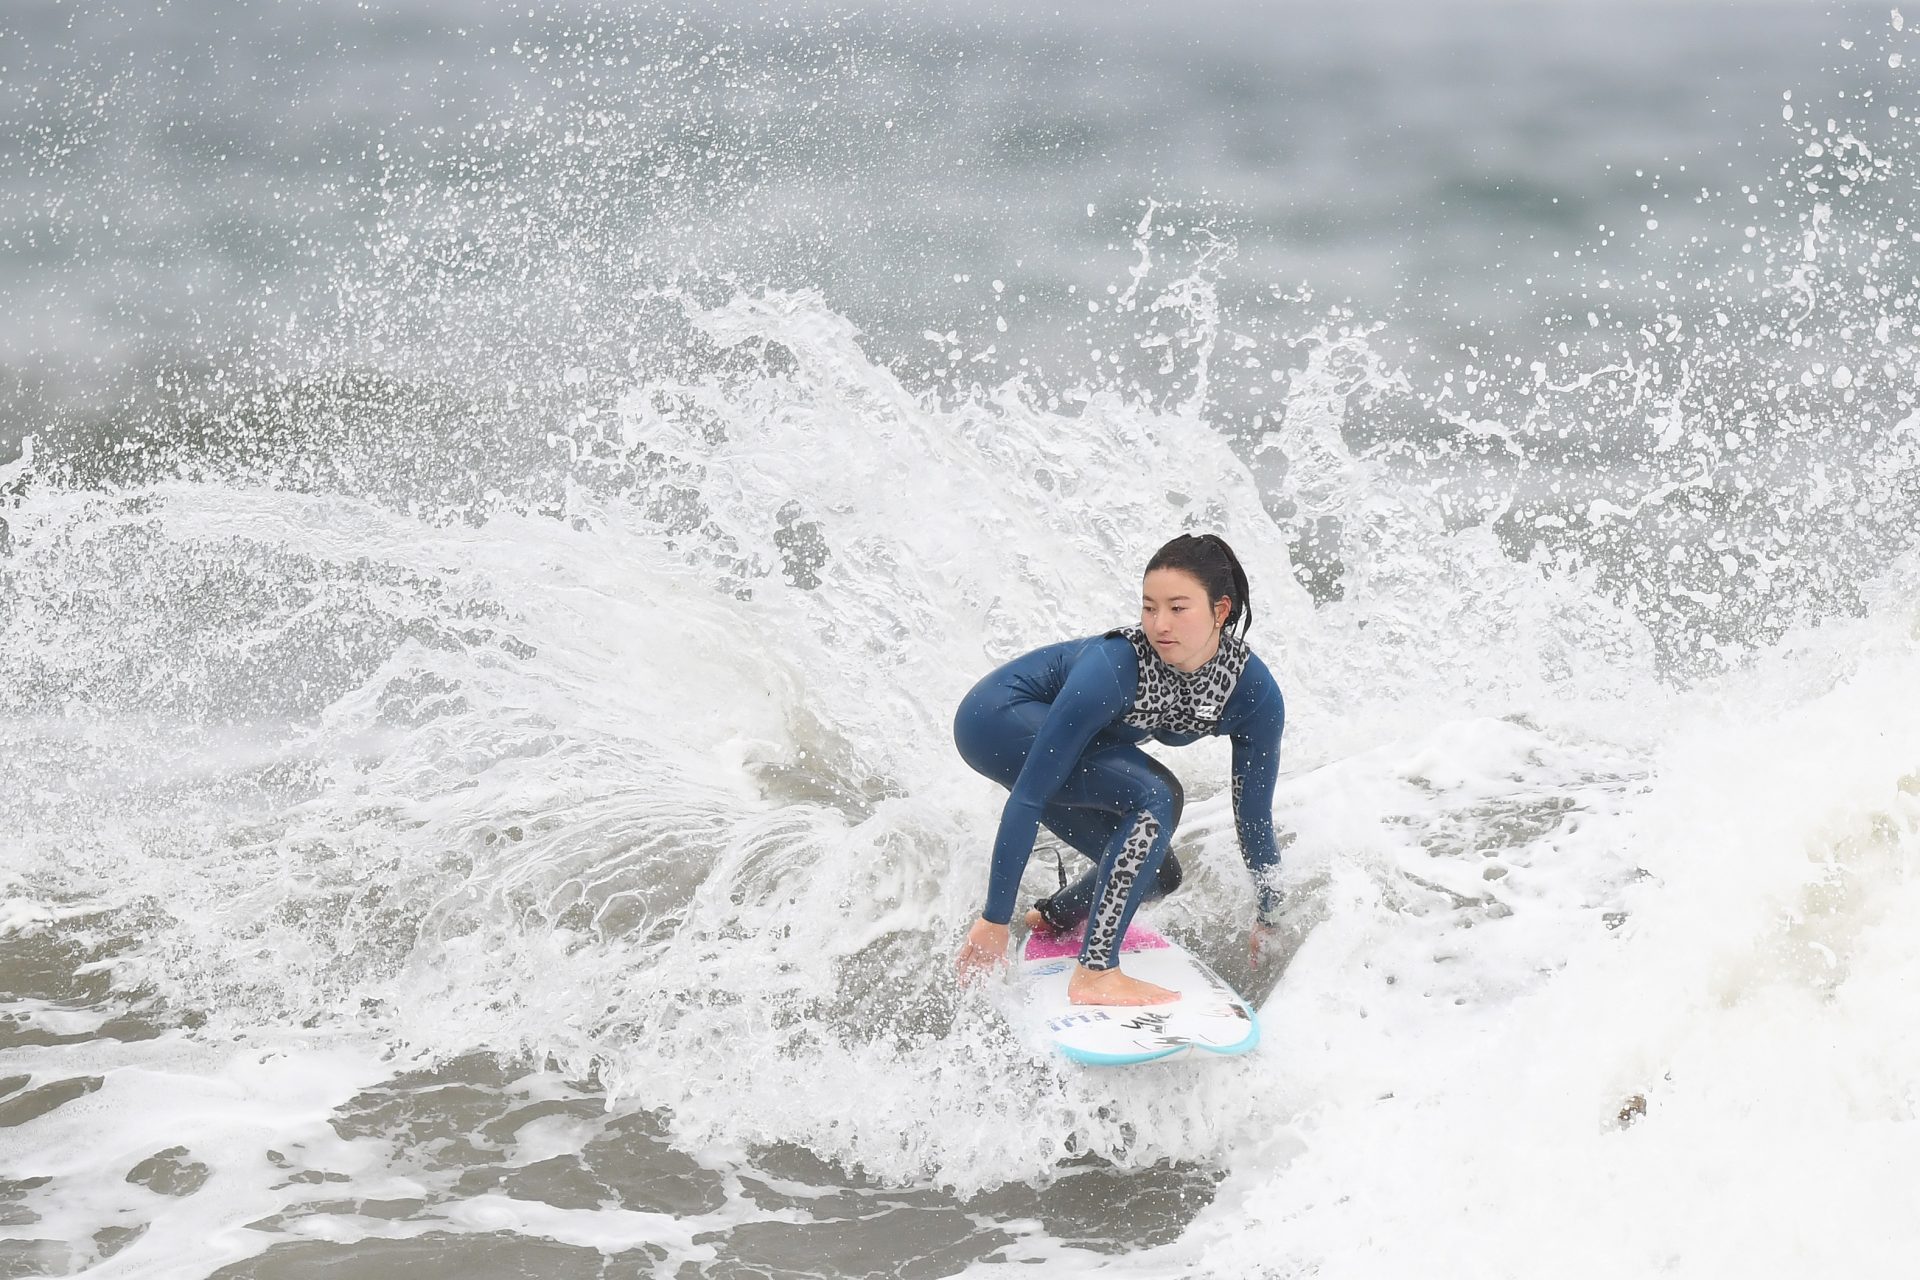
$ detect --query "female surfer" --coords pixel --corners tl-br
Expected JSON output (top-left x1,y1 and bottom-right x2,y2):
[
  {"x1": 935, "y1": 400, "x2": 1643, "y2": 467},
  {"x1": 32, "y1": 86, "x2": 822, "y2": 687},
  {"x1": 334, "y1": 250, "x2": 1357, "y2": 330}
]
[{"x1": 951, "y1": 533, "x2": 1285, "y2": 1006}]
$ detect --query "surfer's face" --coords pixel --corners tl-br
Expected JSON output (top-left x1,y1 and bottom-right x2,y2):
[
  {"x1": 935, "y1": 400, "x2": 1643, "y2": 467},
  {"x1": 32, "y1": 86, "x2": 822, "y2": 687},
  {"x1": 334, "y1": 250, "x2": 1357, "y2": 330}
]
[{"x1": 1140, "y1": 568, "x2": 1230, "y2": 672}]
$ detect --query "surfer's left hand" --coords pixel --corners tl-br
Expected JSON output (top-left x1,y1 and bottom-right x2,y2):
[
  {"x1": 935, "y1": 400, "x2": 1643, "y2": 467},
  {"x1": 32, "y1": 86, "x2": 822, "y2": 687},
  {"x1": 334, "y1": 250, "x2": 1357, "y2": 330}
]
[{"x1": 1249, "y1": 922, "x2": 1280, "y2": 966}]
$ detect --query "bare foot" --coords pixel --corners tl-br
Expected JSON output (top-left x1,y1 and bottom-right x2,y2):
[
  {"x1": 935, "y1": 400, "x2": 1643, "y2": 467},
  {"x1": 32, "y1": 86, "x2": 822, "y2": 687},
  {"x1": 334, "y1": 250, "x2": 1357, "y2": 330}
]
[
  {"x1": 1067, "y1": 965, "x2": 1179, "y2": 1006},
  {"x1": 1024, "y1": 908, "x2": 1047, "y2": 932}
]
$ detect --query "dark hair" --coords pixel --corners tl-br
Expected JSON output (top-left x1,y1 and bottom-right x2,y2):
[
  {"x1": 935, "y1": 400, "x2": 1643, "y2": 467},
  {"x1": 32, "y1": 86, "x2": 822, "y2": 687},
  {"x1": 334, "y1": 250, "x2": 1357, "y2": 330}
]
[{"x1": 1144, "y1": 533, "x2": 1253, "y2": 638}]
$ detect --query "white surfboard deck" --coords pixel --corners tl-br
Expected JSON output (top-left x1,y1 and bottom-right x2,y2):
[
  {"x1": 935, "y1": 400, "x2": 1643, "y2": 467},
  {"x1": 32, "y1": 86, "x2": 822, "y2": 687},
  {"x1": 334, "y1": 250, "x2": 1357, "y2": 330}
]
[{"x1": 1018, "y1": 923, "x2": 1260, "y2": 1066}]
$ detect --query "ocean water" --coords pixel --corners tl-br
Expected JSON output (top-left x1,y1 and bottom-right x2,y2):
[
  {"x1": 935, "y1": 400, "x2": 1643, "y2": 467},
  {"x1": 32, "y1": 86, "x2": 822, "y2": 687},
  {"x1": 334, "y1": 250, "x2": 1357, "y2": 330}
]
[{"x1": 5, "y1": 2, "x2": 1920, "y2": 1277}]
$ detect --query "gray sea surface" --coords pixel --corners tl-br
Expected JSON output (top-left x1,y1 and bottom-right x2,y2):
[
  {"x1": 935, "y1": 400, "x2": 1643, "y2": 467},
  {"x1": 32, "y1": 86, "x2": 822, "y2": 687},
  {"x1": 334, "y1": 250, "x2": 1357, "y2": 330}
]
[{"x1": 1, "y1": 1, "x2": 1894, "y2": 433}]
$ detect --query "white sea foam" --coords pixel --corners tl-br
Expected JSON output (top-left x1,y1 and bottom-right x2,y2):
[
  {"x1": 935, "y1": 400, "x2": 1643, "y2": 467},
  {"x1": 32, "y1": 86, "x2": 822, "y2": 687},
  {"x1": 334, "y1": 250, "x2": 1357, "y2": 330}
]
[
  {"x1": 0, "y1": 282, "x2": 1681, "y2": 1280},
  {"x1": 1, "y1": 267, "x2": 1913, "y2": 1272}
]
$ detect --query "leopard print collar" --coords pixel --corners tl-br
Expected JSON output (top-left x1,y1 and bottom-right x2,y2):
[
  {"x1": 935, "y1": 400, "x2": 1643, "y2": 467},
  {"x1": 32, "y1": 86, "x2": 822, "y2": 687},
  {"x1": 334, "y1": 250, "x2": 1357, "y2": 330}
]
[{"x1": 1106, "y1": 625, "x2": 1250, "y2": 736}]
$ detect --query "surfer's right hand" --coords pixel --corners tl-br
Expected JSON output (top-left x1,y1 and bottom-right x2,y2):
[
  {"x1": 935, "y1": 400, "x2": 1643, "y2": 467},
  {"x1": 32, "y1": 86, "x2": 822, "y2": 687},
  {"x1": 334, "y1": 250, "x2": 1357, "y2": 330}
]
[{"x1": 955, "y1": 917, "x2": 1011, "y2": 983}]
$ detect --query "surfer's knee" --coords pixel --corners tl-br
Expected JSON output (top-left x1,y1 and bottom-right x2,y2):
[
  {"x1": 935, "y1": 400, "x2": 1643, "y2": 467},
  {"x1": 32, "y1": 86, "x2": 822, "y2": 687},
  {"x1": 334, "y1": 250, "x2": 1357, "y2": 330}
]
[
  {"x1": 950, "y1": 691, "x2": 989, "y2": 761},
  {"x1": 951, "y1": 687, "x2": 1024, "y2": 780},
  {"x1": 1136, "y1": 754, "x2": 1183, "y2": 830}
]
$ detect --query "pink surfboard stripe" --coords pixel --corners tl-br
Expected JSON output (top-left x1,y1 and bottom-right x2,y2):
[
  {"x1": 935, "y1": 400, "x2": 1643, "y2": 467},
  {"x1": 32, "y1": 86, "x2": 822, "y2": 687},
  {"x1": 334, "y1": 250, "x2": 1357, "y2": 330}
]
[{"x1": 1022, "y1": 924, "x2": 1170, "y2": 962}]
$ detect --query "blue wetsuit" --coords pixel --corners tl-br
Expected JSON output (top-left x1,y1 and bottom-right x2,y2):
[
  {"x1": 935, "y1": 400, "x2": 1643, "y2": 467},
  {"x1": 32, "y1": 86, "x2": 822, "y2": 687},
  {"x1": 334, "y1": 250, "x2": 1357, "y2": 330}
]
[{"x1": 952, "y1": 625, "x2": 1285, "y2": 971}]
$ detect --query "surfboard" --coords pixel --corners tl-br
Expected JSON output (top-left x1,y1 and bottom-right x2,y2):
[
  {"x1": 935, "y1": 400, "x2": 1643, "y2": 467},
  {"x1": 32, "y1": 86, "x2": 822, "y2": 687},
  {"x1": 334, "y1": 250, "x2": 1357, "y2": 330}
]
[{"x1": 1018, "y1": 923, "x2": 1261, "y2": 1066}]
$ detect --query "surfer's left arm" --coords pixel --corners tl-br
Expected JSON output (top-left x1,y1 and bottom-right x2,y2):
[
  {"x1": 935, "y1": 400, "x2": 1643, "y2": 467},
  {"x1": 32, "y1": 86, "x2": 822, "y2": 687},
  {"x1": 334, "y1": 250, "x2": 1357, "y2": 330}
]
[{"x1": 1227, "y1": 665, "x2": 1286, "y2": 928}]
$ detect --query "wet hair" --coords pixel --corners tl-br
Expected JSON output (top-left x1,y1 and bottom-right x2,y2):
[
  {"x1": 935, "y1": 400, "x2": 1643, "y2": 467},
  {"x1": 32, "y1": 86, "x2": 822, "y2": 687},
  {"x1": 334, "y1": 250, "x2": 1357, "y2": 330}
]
[{"x1": 1144, "y1": 533, "x2": 1253, "y2": 639}]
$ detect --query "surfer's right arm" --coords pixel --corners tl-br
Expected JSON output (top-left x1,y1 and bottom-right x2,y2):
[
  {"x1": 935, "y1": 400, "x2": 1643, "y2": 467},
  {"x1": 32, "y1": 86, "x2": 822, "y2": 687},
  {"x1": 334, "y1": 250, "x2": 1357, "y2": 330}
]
[{"x1": 977, "y1": 642, "x2": 1135, "y2": 926}]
